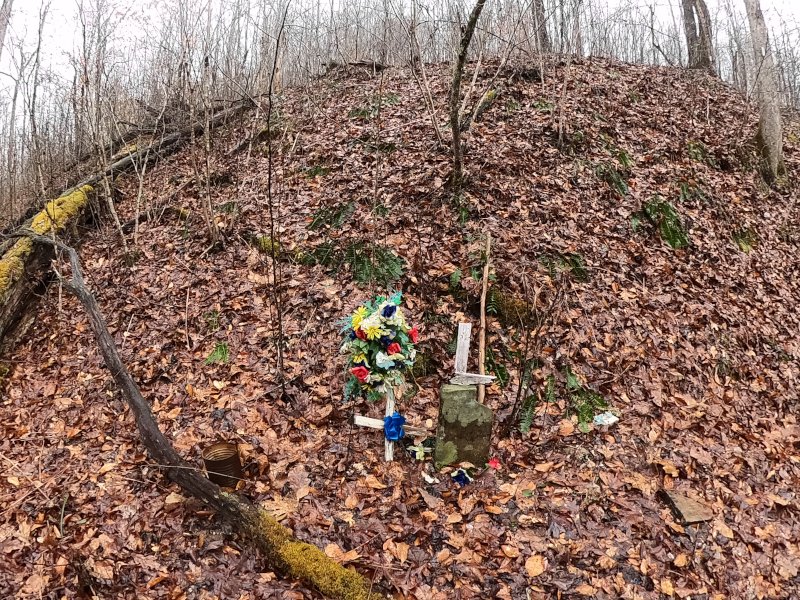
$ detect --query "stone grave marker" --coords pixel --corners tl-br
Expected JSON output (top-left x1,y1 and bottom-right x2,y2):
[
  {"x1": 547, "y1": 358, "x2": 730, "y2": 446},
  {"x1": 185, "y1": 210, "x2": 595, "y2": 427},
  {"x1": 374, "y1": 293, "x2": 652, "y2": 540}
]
[{"x1": 434, "y1": 323, "x2": 495, "y2": 468}]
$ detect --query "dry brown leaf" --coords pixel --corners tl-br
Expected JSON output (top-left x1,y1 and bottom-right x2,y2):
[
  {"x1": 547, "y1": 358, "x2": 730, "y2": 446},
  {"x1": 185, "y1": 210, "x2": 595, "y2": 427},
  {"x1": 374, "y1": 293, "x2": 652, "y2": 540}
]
[
  {"x1": 395, "y1": 542, "x2": 409, "y2": 564},
  {"x1": 164, "y1": 492, "x2": 185, "y2": 506},
  {"x1": 326, "y1": 543, "x2": 359, "y2": 564},
  {"x1": 714, "y1": 519, "x2": 735, "y2": 539},
  {"x1": 673, "y1": 553, "x2": 688, "y2": 567},
  {"x1": 525, "y1": 554, "x2": 546, "y2": 577},
  {"x1": 363, "y1": 474, "x2": 387, "y2": 489},
  {"x1": 501, "y1": 544, "x2": 520, "y2": 558},
  {"x1": 446, "y1": 512, "x2": 463, "y2": 524},
  {"x1": 436, "y1": 548, "x2": 452, "y2": 564},
  {"x1": 558, "y1": 419, "x2": 575, "y2": 436}
]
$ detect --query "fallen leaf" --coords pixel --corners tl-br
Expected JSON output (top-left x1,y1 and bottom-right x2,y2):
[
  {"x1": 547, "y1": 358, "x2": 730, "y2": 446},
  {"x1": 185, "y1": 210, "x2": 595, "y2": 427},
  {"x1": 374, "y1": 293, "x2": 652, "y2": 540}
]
[
  {"x1": 395, "y1": 542, "x2": 409, "y2": 564},
  {"x1": 446, "y1": 512, "x2": 463, "y2": 524},
  {"x1": 164, "y1": 492, "x2": 184, "y2": 506},
  {"x1": 714, "y1": 519, "x2": 735, "y2": 539},
  {"x1": 363, "y1": 474, "x2": 387, "y2": 490},
  {"x1": 501, "y1": 544, "x2": 520, "y2": 558},
  {"x1": 558, "y1": 419, "x2": 575, "y2": 436},
  {"x1": 525, "y1": 554, "x2": 546, "y2": 577}
]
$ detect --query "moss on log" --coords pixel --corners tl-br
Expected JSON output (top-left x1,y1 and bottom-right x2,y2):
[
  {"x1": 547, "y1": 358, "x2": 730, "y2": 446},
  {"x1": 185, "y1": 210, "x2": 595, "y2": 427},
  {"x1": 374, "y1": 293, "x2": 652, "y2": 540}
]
[
  {"x1": 0, "y1": 186, "x2": 94, "y2": 350},
  {"x1": 0, "y1": 185, "x2": 93, "y2": 302}
]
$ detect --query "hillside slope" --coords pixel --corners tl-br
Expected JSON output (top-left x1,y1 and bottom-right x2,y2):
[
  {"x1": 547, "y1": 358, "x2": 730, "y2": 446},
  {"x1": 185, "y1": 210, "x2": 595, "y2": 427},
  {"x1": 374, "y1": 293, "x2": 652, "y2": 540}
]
[{"x1": 2, "y1": 57, "x2": 799, "y2": 599}]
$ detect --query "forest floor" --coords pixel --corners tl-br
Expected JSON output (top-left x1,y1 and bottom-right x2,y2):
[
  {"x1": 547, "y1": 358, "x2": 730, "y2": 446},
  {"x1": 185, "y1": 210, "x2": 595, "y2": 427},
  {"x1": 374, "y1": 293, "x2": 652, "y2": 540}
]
[{"x1": 1, "y1": 57, "x2": 799, "y2": 599}]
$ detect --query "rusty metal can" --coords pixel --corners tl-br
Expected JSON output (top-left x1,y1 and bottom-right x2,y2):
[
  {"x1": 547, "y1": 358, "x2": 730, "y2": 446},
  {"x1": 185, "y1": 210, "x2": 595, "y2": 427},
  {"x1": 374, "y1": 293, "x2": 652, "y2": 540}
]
[{"x1": 201, "y1": 442, "x2": 243, "y2": 488}]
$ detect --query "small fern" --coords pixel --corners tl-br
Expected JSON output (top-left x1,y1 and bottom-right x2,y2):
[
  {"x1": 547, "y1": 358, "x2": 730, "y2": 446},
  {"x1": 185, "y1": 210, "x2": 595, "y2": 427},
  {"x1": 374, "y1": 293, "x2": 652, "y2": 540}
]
[
  {"x1": 564, "y1": 367, "x2": 608, "y2": 432},
  {"x1": 309, "y1": 202, "x2": 355, "y2": 230},
  {"x1": 345, "y1": 242, "x2": 404, "y2": 286},
  {"x1": 449, "y1": 269, "x2": 462, "y2": 295},
  {"x1": 732, "y1": 227, "x2": 757, "y2": 253},
  {"x1": 643, "y1": 197, "x2": 689, "y2": 249},
  {"x1": 519, "y1": 394, "x2": 538, "y2": 433},
  {"x1": 205, "y1": 342, "x2": 230, "y2": 365},
  {"x1": 595, "y1": 162, "x2": 629, "y2": 196}
]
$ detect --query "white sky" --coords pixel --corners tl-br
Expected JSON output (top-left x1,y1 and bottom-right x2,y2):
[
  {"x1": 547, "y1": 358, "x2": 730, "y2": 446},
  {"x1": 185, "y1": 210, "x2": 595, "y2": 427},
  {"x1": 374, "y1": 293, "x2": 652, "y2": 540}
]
[{"x1": 0, "y1": 0, "x2": 797, "y2": 97}]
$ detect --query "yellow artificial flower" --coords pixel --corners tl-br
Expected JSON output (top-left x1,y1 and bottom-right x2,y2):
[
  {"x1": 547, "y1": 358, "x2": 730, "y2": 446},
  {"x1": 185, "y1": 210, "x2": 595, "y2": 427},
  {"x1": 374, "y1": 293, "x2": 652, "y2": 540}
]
[
  {"x1": 351, "y1": 306, "x2": 369, "y2": 330},
  {"x1": 364, "y1": 323, "x2": 383, "y2": 340},
  {"x1": 353, "y1": 353, "x2": 368, "y2": 365}
]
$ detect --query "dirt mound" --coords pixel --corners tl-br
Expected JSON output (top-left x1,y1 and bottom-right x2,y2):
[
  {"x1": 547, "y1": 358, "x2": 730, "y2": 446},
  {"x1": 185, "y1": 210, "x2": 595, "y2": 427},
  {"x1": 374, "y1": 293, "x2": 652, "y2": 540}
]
[{"x1": 2, "y1": 57, "x2": 799, "y2": 598}]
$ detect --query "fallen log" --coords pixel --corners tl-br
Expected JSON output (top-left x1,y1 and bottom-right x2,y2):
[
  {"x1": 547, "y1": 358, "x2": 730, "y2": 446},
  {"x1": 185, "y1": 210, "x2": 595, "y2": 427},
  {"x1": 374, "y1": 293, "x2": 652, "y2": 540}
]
[
  {"x1": 0, "y1": 100, "x2": 253, "y2": 351},
  {"x1": 0, "y1": 185, "x2": 94, "y2": 351},
  {"x1": 24, "y1": 233, "x2": 375, "y2": 600}
]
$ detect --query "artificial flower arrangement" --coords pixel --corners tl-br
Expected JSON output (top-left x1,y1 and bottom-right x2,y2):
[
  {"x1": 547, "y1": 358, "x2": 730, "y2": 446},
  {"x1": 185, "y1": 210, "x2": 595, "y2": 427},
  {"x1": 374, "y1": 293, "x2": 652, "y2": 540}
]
[{"x1": 341, "y1": 292, "x2": 419, "y2": 401}]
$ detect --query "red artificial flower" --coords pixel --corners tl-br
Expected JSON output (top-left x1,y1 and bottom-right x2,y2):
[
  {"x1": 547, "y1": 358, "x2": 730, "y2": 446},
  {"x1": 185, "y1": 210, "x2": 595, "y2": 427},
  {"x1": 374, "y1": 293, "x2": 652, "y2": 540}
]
[
  {"x1": 409, "y1": 326, "x2": 419, "y2": 344},
  {"x1": 487, "y1": 457, "x2": 501, "y2": 470},
  {"x1": 387, "y1": 342, "x2": 402, "y2": 355},
  {"x1": 350, "y1": 365, "x2": 370, "y2": 383},
  {"x1": 355, "y1": 328, "x2": 367, "y2": 340}
]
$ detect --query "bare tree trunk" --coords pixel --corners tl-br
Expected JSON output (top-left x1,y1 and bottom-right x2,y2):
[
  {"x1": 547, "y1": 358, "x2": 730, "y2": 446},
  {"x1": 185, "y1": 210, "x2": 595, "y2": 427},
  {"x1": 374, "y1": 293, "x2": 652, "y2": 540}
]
[
  {"x1": 532, "y1": 0, "x2": 550, "y2": 53},
  {"x1": 450, "y1": 0, "x2": 488, "y2": 192},
  {"x1": 743, "y1": 0, "x2": 785, "y2": 183},
  {"x1": 681, "y1": 0, "x2": 715, "y2": 75},
  {"x1": 0, "y1": 0, "x2": 13, "y2": 61}
]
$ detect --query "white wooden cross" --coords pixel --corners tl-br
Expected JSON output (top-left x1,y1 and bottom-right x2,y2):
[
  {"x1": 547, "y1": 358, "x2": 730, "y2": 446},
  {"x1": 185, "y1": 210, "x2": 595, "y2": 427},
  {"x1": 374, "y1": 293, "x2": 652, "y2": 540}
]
[
  {"x1": 352, "y1": 386, "x2": 430, "y2": 461},
  {"x1": 450, "y1": 322, "x2": 496, "y2": 386}
]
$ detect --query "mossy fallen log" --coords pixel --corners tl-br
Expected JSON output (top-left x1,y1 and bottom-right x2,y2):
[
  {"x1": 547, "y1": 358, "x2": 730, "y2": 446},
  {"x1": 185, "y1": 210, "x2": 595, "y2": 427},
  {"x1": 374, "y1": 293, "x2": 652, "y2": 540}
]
[
  {"x1": 0, "y1": 185, "x2": 94, "y2": 350},
  {"x1": 0, "y1": 101, "x2": 253, "y2": 352},
  {"x1": 23, "y1": 235, "x2": 375, "y2": 600}
]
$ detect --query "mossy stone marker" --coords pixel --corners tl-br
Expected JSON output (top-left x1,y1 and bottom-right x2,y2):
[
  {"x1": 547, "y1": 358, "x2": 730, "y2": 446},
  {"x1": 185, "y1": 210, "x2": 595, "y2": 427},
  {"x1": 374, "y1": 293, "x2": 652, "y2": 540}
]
[
  {"x1": 434, "y1": 323, "x2": 495, "y2": 468},
  {"x1": 434, "y1": 384, "x2": 494, "y2": 468}
]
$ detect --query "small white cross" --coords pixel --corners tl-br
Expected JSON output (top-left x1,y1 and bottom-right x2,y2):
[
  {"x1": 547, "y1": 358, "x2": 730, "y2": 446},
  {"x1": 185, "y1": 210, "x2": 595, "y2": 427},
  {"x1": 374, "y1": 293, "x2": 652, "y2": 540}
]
[
  {"x1": 352, "y1": 386, "x2": 430, "y2": 461},
  {"x1": 450, "y1": 322, "x2": 496, "y2": 386}
]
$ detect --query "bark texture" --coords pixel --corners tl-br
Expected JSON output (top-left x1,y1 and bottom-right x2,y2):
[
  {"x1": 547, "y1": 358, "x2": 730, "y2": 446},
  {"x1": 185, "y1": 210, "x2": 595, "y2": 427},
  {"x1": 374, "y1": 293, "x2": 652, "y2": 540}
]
[
  {"x1": 0, "y1": 0, "x2": 13, "y2": 62},
  {"x1": 681, "y1": 0, "x2": 715, "y2": 75},
  {"x1": 450, "y1": 0, "x2": 488, "y2": 191},
  {"x1": 744, "y1": 0, "x2": 786, "y2": 182},
  {"x1": 532, "y1": 0, "x2": 550, "y2": 53}
]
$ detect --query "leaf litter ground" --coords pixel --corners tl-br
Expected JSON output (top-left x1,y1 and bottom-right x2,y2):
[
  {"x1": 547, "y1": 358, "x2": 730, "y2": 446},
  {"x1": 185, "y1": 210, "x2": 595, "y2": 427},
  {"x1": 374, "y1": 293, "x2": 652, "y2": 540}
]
[{"x1": 2, "y1": 57, "x2": 799, "y2": 599}]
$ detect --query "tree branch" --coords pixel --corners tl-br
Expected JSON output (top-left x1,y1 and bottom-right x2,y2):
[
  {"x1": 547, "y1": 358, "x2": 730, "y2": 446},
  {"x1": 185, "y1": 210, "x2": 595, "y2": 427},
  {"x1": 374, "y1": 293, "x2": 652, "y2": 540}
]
[{"x1": 23, "y1": 233, "x2": 374, "y2": 600}]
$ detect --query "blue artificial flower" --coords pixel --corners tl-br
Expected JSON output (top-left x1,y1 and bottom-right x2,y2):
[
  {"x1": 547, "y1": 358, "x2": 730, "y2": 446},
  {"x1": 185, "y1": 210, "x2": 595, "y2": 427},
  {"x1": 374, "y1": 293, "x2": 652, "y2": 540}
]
[
  {"x1": 379, "y1": 335, "x2": 393, "y2": 348},
  {"x1": 382, "y1": 304, "x2": 397, "y2": 318},
  {"x1": 349, "y1": 330, "x2": 357, "y2": 340},
  {"x1": 452, "y1": 468, "x2": 472, "y2": 487},
  {"x1": 383, "y1": 411, "x2": 406, "y2": 441}
]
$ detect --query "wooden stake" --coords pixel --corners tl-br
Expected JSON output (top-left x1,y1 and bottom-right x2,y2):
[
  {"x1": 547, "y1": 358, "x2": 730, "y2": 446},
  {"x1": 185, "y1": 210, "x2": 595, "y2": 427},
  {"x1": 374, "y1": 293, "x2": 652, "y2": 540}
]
[
  {"x1": 384, "y1": 386, "x2": 395, "y2": 461},
  {"x1": 477, "y1": 233, "x2": 491, "y2": 404}
]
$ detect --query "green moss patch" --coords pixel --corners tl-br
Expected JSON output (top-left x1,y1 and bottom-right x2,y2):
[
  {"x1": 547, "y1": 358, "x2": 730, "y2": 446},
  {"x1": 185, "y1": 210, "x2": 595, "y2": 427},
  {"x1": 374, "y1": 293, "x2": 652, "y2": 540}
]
[{"x1": 0, "y1": 185, "x2": 93, "y2": 301}]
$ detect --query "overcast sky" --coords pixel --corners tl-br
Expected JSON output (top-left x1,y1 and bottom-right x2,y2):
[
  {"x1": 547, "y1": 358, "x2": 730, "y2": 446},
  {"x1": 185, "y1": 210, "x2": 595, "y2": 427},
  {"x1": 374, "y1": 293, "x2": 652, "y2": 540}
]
[{"x1": 1, "y1": 0, "x2": 797, "y2": 97}]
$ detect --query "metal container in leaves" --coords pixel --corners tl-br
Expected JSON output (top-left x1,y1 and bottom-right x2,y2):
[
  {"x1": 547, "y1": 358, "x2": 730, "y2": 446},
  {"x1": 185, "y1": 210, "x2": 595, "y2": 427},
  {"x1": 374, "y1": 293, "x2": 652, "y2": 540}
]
[{"x1": 202, "y1": 442, "x2": 243, "y2": 488}]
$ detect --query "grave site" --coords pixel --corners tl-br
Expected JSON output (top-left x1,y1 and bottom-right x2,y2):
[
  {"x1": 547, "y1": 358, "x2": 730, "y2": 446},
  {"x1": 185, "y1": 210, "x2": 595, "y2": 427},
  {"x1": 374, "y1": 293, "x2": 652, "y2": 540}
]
[{"x1": 0, "y1": 15, "x2": 799, "y2": 600}]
